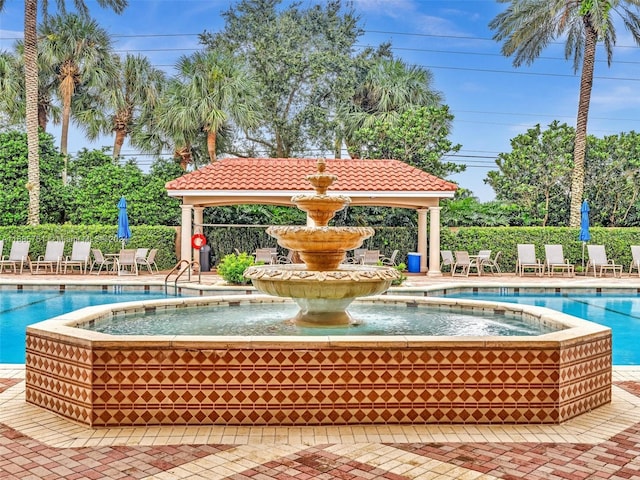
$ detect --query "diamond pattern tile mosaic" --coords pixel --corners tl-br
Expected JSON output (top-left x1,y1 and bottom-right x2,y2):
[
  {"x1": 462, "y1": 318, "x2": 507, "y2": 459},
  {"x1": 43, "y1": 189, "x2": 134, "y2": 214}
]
[{"x1": 25, "y1": 328, "x2": 612, "y2": 427}]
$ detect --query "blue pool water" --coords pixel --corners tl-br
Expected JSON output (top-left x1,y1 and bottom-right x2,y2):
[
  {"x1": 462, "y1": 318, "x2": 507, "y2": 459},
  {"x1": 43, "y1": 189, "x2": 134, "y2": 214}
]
[
  {"x1": 0, "y1": 290, "x2": 176, "y2": 363},
  {"x1": 446, "y1": 292, "x2": 640, "y2": 365}
]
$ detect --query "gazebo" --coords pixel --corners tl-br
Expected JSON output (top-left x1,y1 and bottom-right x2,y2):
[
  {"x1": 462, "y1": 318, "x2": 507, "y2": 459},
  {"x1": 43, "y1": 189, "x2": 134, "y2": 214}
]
[{"x1": 165, "y1": 158, "x2": 457, "y2": 275}]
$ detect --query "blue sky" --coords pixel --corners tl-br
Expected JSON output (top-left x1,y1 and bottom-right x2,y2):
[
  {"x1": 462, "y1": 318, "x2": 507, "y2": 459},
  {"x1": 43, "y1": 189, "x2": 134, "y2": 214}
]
[{"x1": 2, "y1": 0, "x2": 640, "y2": 201}]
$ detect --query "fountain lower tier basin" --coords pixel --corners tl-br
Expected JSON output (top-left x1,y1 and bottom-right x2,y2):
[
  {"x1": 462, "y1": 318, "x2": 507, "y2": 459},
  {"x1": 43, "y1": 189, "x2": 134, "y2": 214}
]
[
  {"x1": 244, "y1": 264, "x2": 399, "y2": 325},
  {"x1": 25, "y1": 295, "x2": 611, "y2": 427}
]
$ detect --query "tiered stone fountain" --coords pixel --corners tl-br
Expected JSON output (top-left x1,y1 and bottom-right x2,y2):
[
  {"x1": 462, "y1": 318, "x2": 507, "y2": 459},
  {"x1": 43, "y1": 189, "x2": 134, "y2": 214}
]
[{"x1": 244, "y1": 159, "x2": 399, "y2": 326}]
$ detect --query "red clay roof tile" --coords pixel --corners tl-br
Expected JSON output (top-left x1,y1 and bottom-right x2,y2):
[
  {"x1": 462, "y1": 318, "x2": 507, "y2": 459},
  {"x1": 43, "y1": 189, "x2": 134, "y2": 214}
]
[{"x1": 166, "y1": 158, "x2": 457, "y2": 193}]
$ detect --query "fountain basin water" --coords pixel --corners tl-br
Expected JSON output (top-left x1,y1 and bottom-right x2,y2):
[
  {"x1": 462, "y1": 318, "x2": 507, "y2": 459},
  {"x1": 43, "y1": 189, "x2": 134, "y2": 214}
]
[{"x1": 25, "y1": 294, "x2": 611, "y2": 427}]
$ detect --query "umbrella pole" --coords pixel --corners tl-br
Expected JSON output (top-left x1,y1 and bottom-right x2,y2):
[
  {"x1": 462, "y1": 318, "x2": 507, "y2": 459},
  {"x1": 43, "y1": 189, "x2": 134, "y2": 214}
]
[{"x1": 581, "y1": 242, "x2": 585, "y2": 271}]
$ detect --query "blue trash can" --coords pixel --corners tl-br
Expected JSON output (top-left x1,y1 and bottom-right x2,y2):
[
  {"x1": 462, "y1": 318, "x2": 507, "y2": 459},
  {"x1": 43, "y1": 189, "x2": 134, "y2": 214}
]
[{"x1": 407, "y1": 252, "x2": 421, "y2": 273}]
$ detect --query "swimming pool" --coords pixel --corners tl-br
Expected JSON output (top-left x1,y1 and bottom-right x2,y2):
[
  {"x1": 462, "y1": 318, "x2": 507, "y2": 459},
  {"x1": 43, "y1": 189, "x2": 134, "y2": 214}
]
[
  {"x1": 0, "y1": 289, "x2": 178, "y2": 363},
  {"x1": 446, "y1": 291, "x2": 640, "y2": 365}
]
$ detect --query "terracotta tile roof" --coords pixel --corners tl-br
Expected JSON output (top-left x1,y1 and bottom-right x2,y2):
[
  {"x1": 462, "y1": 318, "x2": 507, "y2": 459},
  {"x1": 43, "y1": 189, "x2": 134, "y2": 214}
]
[{"x1": 166, "y1": 158, "x2": 458, "y2": 193}]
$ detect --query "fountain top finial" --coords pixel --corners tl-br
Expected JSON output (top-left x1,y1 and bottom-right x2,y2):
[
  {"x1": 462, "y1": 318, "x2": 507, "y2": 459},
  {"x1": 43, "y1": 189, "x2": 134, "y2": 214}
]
[{"x1": 306, "y1": 158, "x2": 336, "y2": 196}]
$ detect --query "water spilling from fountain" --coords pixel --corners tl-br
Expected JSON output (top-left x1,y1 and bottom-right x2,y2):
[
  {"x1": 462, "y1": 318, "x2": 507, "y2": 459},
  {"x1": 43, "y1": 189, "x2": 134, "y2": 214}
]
[{"x1": 243, "y1": 159, "x2": 400, "y2": 326}]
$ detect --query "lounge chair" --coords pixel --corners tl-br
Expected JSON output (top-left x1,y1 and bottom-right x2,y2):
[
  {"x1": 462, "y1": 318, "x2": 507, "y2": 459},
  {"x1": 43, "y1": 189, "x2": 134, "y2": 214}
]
[
  {"x1": 630, "y1": 246, "x2": 640, "y2": 277},
  {"x1": 380, "y1": 249, "x2": 399, "y2": 266},
  {"x1": 276, "y1": 250, "x2": 295, "y2": 264},
  {"x1": 586, "y1": 245, "x2": 622, "y2": 277},
  {"x1": 440, "y1": 249, "x2": 454, "y2": 273},
  {"x1": 89, "y1": 248, "x2": 114, "y2": 275},
  {"x1": 63, "y1": 241, "x2": 91, "y2": 274},
  {"x1": 136, "y1": 248, "x2": 159, "y2": 273},
  {"x1": 254, "y1": 248, "x2": 276, "y2": 264},
  {"x1": 452, "y1": 250, "x2": 479, "y2": 277},
  {"x1": 344, "y1": 248, "x2": 366, "y2": 264},
  {"x1": 361, "y1": 250, "x2": 381, "y2": 265},
  {"x1": 135, "y1": 248, "x2": 149, "y2": 263},
  {"x1": 116, "y1": 249, "x2": 138, "y2": 276},
  {"x1": 544, "y1": 244, "x2": 574, "y2": 276},
  {"x1": 0, "y1": 241, "x2": 31, "y2": 274},
  {"x1": 476, "y1": 249, "x2": 491, "y2": 273},
  {"x1": 482, "y1": 251, "x2": 501, "y2": 274},
  {"x1": 516, "y1": 244, "x2": 543, "y2": 276},
  {"x1": 32, "y1": 240, "x2": 65, "y2": 274}
]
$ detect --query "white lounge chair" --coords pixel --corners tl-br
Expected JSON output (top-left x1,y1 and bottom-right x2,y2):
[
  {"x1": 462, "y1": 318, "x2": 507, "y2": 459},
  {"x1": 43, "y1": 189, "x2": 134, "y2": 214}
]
[
  {"x1": 544, "y1": 244, "x2": 574, "y2": 276},
  {"x1": 136, "y1": 248, "x2": 159, "y2": 273},
  {"x1": 380, "y1": 249, "x2": 399, "y2": 266},
  {"x1": 254, "y1": 248, "x2": 276, "y2": 264},
  {"x1": 89, "y1": 248, "x2": 114, "y2": 275},
  {"x1": 361, "y1": 250, "x2": 381, "y2": 265},
  {"x1": 482, "y1": 251, "x2": 501, "y2": 274},
  {"x1": 516, "y1": 244, "x2": 543, "y2": 276},
  {"x1": 630, "y1": 246, "x2": 640, "y2": 277},
  {"x1": 586, "y1": 245, "x2": 622, "y2": 277},
  {"x1": 440, "y1": 250, "x2": 454, "y2": 273},
  {"x1": 452, "y1": 251, "x2": 479, "y2": 277},
  {"x1": 344, "y1": 248, "x2": 366, "y2": 264},
  {"x1": 0, "y1": 241, "x2": 31, "y2": 274},
  {"x1": 135, "y1": 248, "x2": 149, "y2": 263},
  {"x1": 63, "y1": 241, "x2": 91, "y2": 274},
  {"x1": 116, "y1": 249, "x2": 138, "y2": 276},
  {"x1": 32, "y1": 240, "x2": 65, "y2": 274}
]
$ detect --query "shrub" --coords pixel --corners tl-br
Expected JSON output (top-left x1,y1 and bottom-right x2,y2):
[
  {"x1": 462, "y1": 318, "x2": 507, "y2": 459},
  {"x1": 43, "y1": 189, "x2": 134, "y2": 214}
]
[
  {"x1": 392, "y1": 262, "x2": 407, "y2": 285},
  {"x1": 216, "y1": 252, "x2": 255, "y2": 285}
]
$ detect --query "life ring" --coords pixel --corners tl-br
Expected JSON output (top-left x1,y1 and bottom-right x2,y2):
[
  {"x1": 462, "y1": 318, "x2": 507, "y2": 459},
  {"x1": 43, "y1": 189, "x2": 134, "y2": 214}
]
[{"x1": 191, "y1": 233, "x2": 206, "y2": 250}]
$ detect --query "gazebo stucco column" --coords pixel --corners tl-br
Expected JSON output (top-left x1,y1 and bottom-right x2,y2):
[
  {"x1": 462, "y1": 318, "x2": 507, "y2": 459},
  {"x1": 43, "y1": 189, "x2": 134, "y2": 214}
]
[
  {"x1": 180, "y1": 204, "x2": 193, "y2": 263},
  {"x1": 417, "y1": 208, "x2": 428, "y2": 273},
  {"x1": 193, "y1": 207, "x2": 204, "y2": 234},
  {"x1": 428, "y1": 206, "x2": 442, "y2": 276}
]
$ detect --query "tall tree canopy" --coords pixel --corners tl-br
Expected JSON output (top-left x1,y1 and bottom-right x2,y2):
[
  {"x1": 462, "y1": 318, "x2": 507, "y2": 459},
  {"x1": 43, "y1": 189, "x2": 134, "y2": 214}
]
[
  {"x1": 489, "y1": 0, "x2": 640, "y2": 227},
  {"x1": 39, "y1": 13, "x2": 116, "y2": 183},
  {"x1": 201, "y1": 0, "x2": 362, "y2": 158},
  {"x1": 486, "y1": 121, "x2": 574, "y2": 226},
  {"x1": 0, "y1": 0, "x2": 127, "y2": 224}
]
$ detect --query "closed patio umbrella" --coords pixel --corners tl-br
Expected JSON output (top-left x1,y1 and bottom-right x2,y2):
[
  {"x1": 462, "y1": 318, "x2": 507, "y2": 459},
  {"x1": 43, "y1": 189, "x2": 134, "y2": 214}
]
[
  {"x1": 579, "y1": 199, "x2": 591, "y2": 270},
  {"x1": 117, "y1": 196, "x2": 131, "y2": 249}
]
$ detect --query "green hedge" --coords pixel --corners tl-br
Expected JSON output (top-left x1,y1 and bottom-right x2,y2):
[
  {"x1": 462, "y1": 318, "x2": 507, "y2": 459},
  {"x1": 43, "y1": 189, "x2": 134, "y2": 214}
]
[
  {"x1": 0, "y1": 225, "x2": 177, "y2": 270},
  {"x1": 203, "y1": 225, "x2": 416, "y2": 266},
  {"x1": 201, "y1": 225, "x2": 640, "y2": 271},
  {"x1": 5, "y1": 224, "x2": 640, "y2": 274},
  {"x1": 441, "y1": 227, "x2": 640, "y2": 272}
]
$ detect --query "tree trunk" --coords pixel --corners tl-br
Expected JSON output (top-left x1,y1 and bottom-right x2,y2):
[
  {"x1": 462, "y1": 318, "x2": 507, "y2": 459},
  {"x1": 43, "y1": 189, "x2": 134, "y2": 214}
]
[
  {"x1": 24, "y1": 0, "x2": 40, "y2": 225},
  {"x1": 207, "y1": 128, "x2": 217, "y2": 162},
  {"x1": 113, "y1": 128, "x2": 126, "y2": 159},
  {"x1": 569, "y1": 20, "x2": 597, "y2": 227}
]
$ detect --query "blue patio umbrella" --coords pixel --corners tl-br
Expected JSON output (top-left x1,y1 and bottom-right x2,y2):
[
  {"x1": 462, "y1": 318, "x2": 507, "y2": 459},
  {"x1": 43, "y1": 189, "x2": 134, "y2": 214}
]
[
  {"x1": 579, "y1": 199, "x2": 591, "y2": 269},
  {"x1": 117, "y1": 196, "x2": 131, "y2": 248}
]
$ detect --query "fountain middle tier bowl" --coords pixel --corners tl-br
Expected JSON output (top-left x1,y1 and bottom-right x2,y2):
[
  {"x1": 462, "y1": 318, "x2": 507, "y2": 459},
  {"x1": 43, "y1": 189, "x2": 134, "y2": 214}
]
[
  {"x1": 266, "y1": 225, "x2": 375, "y2": 270},
  {"x1": 244, "y1": 263, "x2": 399, "y2": 300}
]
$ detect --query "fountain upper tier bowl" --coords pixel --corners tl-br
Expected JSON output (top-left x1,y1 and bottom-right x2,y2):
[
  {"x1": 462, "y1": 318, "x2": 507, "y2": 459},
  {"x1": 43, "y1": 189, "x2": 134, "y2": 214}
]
[{"x1": 265, "y1": 225, "x2": 374, "y2": 270}]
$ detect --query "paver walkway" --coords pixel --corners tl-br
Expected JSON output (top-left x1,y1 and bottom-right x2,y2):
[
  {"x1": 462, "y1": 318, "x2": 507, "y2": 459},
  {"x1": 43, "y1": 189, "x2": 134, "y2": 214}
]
[
  {"x1": 2, "y1": 367, "x2": 640, "y2": 479},
  {"x1": 3, "y1": 272, "x2": 640, "y2": 478}
]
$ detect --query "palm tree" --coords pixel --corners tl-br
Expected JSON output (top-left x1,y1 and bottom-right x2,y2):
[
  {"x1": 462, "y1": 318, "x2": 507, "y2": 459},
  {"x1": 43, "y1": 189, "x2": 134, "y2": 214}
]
[
  {"x1": 160, "y1": 50, "x2": 260, "y2": 163},
  {"x1": 80, "y1": 54, "x2": 166, "y2": 159},
  {"x1": 0, "y1": 1, "x2": 126, "y2": 224},
  {"x1": 340, "y1": 57, "x2": 443, "y2": 158},
  {"x1": 489, "y1": 0, "x2": 640, "y2": 227},
  {"x1": 0, "y1": 50, "x2": 21, "y2": 123},
  {"x1": 10, "y1": 40, "x2": 61, "y2": 132},
  {"x1": 39, "y1": 13, "x2": 116, "y2": 184}
]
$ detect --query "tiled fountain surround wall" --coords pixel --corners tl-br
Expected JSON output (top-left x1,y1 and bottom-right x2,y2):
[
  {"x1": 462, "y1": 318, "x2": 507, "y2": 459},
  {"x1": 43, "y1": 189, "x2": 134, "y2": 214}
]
[{"x1": 25, "y1": 295, "x2": 612, "y2": 427}]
